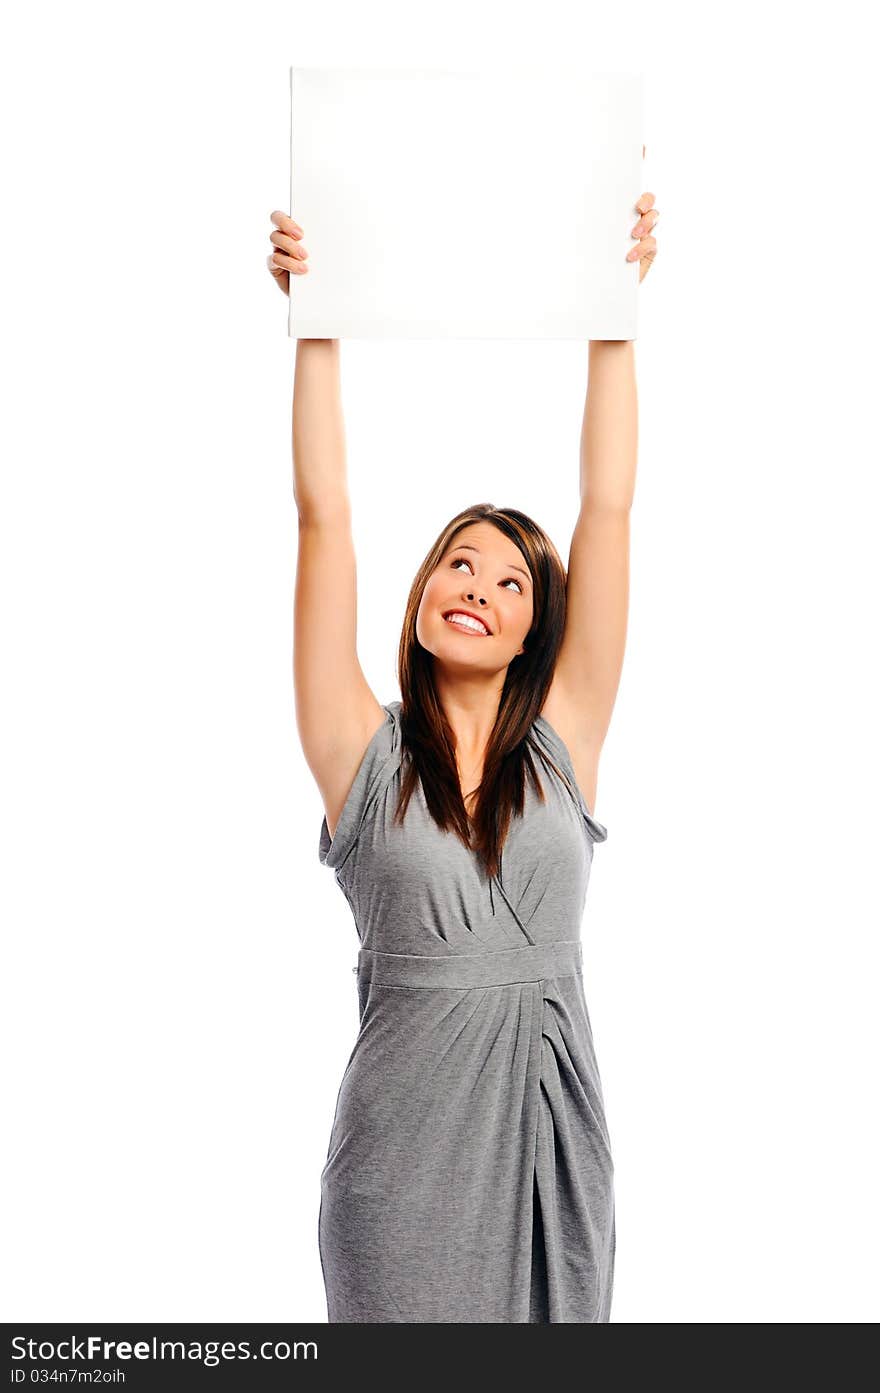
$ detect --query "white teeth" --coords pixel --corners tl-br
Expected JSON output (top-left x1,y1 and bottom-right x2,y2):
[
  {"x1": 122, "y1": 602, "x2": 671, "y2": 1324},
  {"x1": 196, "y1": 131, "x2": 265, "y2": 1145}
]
[{"x1": 444, "y1": 612, "x2": 489, "y2": 635}]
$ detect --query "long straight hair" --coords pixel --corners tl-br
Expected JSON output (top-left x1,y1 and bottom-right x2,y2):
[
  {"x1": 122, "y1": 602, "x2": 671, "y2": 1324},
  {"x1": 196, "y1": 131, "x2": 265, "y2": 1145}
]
[{"x1": 393, "y1": 503, "x2": 569, "y2": 880}]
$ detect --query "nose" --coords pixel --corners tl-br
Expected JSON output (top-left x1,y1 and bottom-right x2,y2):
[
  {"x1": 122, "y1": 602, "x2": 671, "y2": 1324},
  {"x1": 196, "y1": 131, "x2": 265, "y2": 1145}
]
[{"x1": 464, "y1": 589, "x2": 489, "y2": 607}]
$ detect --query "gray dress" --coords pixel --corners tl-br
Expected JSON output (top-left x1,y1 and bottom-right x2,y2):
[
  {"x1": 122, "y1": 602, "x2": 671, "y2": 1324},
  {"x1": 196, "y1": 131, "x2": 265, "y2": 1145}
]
[{"x1": 317, "y1": 699, "x2": 615, "y2": 1323}]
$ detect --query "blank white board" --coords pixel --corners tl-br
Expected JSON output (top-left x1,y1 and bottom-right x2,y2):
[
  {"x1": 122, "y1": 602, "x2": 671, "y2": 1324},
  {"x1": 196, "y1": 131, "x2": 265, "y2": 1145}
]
[{"x1": 288, "y1": 67, "x2": 644, "y2": 341}]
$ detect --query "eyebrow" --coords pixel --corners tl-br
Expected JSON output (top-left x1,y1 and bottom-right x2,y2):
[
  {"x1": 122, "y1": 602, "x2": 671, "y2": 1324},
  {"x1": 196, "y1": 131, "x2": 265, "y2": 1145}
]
[{"x1": 449, "y1": 543, "x2": 531, "y2": 584}]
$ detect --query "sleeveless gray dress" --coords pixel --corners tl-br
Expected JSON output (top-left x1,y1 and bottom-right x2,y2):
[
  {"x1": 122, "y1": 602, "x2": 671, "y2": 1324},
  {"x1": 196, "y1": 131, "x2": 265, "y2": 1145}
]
[{"x1": 317, "y1": 700, "x2": 615, "y2": 1323}]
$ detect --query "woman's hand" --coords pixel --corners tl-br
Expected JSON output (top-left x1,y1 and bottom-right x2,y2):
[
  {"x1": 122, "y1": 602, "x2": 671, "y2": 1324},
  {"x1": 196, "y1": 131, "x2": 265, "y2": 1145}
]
[
  {"x1": 267, "y1": 210, "x2": 310, "y2": 296},
  {"x1": 628, "y1": 174, "x2": 659, "y2": 284}
]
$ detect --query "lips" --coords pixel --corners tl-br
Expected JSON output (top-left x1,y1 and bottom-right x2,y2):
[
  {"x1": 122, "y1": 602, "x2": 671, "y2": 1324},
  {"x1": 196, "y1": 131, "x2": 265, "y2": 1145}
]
[{"x1": 442, "y1": 609, "x2": 492, "y2": 636}]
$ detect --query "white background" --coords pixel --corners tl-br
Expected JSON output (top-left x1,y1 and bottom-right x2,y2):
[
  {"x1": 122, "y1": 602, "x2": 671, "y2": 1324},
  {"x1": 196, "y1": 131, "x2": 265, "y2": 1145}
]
[{"x1": 3, "y1": 1, "x2": 878, "y2": 1324}]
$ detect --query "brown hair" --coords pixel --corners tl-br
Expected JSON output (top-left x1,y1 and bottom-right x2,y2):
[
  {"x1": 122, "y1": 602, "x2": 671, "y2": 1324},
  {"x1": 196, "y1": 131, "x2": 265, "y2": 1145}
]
[{"x1": 393, "y1": 503, "x2": 568, "y2": 880}]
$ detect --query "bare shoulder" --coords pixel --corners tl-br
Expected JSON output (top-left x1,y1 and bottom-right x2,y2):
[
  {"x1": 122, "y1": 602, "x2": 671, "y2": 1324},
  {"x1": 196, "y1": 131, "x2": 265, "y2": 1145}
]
[
  {"x1": 297, "y1": 677, "x2": 387, "y2": 840},
  {"x1": 538, "y1": 677, "x2": 603, "y2": 814}
]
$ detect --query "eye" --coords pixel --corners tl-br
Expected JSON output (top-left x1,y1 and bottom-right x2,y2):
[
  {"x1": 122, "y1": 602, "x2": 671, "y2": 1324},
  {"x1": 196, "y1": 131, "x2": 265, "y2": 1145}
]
[{"x1": 450, "y1": 556, "x2": 523, "y2": 594}]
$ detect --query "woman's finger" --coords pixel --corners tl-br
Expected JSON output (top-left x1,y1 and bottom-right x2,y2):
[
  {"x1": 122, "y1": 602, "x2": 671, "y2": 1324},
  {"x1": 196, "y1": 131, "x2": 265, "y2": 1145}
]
[
  {"x1": 270, "y1": 250, "x2": 310, "y2": 273},
  {"x1": 626, "y1": 235, "x2": 657, "y2": 262},
  {"x1": 270, "y1": 230, "x2": 309, "y2": 259},
  {"x1": 631, "y1": 208, "x2": 660, "y2": 238},
  {"x1": 271, "y1": 210, "x2": 303, "y2": 235},
  {"x1": 634, "y1": 192, "x2": 655, "y2": 217}
]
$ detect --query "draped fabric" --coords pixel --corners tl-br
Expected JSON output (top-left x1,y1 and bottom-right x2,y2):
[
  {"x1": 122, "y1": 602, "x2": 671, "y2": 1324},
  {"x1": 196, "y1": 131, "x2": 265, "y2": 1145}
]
[{"x1": 316, "y1": 700, "x2": 615, "y2": 1322}]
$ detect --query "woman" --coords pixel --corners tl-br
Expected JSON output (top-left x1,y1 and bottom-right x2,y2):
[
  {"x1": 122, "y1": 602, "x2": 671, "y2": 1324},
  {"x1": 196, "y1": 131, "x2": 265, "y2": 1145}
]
[{"x1": 267, "y1": 184, "x2": 659, "y2": 1323}]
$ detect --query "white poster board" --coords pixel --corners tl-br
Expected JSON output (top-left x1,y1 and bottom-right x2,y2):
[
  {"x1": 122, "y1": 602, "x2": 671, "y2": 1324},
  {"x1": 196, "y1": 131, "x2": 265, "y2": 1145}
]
[{"x1": 288, "y1": 67, "x2": 644, "y2": 341}]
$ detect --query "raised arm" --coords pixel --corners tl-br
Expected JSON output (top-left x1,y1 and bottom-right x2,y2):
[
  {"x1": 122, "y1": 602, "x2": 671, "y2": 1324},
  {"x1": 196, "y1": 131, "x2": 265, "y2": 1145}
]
[
  {"x1": 540, "y1": 191, "x2": 659, "y2": 812},
  {"x1": 269, "y1": 212, "x2": 385, "y2": 838},
  {"x1": 292, "y1": 340, "x2": 386, "y2": 837}
]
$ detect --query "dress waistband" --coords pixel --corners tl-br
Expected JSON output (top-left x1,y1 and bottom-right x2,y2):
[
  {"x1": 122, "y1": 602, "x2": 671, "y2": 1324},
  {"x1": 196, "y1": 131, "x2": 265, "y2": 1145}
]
[{"x1": 356, "y1": 939, "x2": 583, "y2": 989}]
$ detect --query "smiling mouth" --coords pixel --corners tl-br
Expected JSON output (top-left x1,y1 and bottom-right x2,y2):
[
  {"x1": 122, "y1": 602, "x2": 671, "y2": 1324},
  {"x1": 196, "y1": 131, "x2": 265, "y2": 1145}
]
[{"x1": 442, "y1": 611, "x2": 491, "y2": 636}]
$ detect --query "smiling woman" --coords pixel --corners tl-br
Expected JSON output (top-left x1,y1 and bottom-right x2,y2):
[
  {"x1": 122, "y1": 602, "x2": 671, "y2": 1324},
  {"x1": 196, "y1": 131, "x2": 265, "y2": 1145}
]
[
  {"x1": 419, "y1": 523, "x2": 534, "y2": 665},
  {"x1": 401, "y1": 506, "x2": 565, "y2": 874},
  {"x1": 273, "y1": 179, "x2": 657, "y2": 1321},
  {"x1": 308, "y1": 501, "x2": 617, "y2": 1323},
  {"x1": 439, "y1": 540, "x2": 529, "y2": 636}
]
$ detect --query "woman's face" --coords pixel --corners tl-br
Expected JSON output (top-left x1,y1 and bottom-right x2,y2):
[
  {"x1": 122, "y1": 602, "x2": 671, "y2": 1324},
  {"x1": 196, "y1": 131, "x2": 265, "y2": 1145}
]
[{"x1": 415, "y1": 522, "x2": 534, "y2": 674}]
